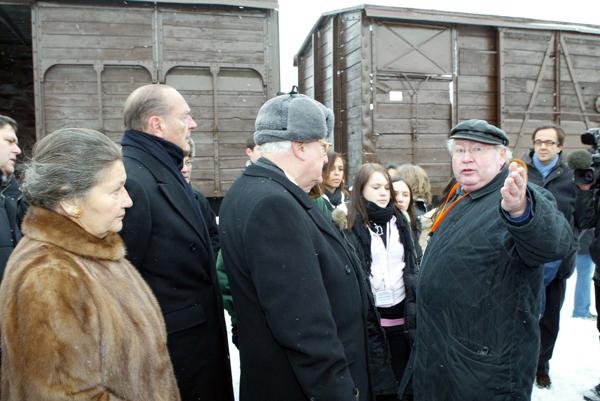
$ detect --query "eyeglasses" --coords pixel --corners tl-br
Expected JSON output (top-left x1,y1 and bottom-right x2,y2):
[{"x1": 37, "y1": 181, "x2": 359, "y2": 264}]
[
  {"x1": 297, "y1": 139, "x2": 332, "y2": 155},
  {"x1": 317, "y1": 139, "x2": 332, "y2": 155},
  {"x1": 452, "y1": 145, "x2": 494, "y2": 156},
  {"x1": 534, "y1": 140, "x2": 557, "y2": 147}
]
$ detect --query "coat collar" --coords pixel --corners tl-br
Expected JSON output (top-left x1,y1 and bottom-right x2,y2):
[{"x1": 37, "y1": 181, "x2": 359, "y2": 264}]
[
  {"x1": 244, "y1": 159, "x2": 347, "y2": 242},
  {"x1": 22, "y1": 206, "x2": 125, "y2": 261},
  {"x1": 245, "y1": 158, "x2": 316, "y2": 210},
  {"x1": 122, "y1": 145, "x2": 210, "y2": 247}
]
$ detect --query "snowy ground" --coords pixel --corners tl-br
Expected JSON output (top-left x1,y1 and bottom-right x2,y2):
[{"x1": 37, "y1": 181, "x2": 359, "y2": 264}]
[
  {"x1": 532, "y1": 276, "x2": 599, "y2": 401},
  {"x1": 225, "y1": 274, "x2": 599, "y2": 401}
]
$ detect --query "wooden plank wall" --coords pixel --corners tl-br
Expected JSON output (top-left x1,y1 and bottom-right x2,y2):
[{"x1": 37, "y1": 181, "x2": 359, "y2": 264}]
[
  {"x1": 456, "y1": 26, "x2": 497, "y2": 124},
  {"x1": 502, "y1": 28, "x2": 557, "y2": 156},
  {"x1": 339, "y1": 10, "x2": 365, "y2": 178},
  {"x1": 369, "y1": 23, "x2": 453, "y2": 193},
  {"x1": 43, "y1": 65, "x2": 151, "y2": 141},
  {"x1": 501, "y1": 28, "x2": 600, "y2": 157},
  {"x1": 35, "y1": 3, "x2": 156, "y2": 137},
  {"x1": 37, "y1": 4, "x2": 154, "y2": 62},
  {"x1": 161, "y1": 7, "x2": 268, "y2": 65},
  {"x1": 297, "y1": 36, "x2": 315, "y2": 98},
  {"x1": 314, "y1": 17, "x2": 334, "y2": 110},
  {"x1": 170, "y1": 68, "x2": 264, "y2": 195},
  {"x1": 560, "y1": 33, "x2": 600, "y2": 140},
  {"x1": 35, "y1": 2, "x2": 275, "y2": 197},
  {"x1": 301, "y1": 10, "x2": 600, "y2": 197},
  {"x1": 160, "y1": 7, "x2": 269, "y2": 195},
  {"x1": 373, "y1": 78, "x2": 452, "y2": 193}
]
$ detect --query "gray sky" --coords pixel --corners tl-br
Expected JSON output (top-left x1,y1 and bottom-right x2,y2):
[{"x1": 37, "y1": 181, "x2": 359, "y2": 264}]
[{"x1": 278, "y1": 0, "x2": 600, "y2": 90}]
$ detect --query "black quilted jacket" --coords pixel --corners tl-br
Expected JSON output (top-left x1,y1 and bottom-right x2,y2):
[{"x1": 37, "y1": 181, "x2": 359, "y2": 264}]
[{"x1": 411, "y1": 167, "x2": 574, "y2": 401}]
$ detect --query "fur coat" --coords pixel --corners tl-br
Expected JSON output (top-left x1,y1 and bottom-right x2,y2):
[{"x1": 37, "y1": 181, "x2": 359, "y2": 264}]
[{"x1": 0, "y1": 206, "x2": 180, "y2": 401}]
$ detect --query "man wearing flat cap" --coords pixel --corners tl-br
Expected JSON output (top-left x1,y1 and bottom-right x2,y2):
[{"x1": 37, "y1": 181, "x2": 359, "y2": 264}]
[
  {"x1": 219, "y1": 93, "x2": 378, "y2": 401},
  {"x1": 407, "y1": 120, "x2": 574, "y2": 401}
]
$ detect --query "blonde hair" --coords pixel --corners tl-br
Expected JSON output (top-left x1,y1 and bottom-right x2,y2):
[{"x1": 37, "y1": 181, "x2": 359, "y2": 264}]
[{"x1": 395, "y1": 164, "x2": 432, "y2": 203}]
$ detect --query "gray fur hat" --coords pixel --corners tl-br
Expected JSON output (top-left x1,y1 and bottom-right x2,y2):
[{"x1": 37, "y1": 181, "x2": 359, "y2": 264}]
[{"x1": 254, "y1": 93, "x2": 334, "y2": 146}]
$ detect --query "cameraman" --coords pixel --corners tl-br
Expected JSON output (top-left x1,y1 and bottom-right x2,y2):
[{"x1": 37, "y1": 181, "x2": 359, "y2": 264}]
[
  {"x1": 580, "y1": 186, "x2": 600, "y2": 401},
  {"x1": 568, "y1": 128, "x2": 600, "y2": 401}
]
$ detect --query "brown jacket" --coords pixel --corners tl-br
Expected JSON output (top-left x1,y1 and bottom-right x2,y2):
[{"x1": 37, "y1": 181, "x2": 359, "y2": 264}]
[{"x1": 0, "y1": 206, "x2": 180, "y2": 401}]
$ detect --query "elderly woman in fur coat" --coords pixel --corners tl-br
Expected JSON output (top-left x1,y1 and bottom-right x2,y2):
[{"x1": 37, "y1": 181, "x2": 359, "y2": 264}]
[{"x1": 0, "y1": 128, "x2": 180, "y2": 401}]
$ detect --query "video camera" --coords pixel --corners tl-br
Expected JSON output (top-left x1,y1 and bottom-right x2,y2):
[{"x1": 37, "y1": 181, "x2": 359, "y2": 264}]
[{"x1": 569, "y1": 128, "x2": 600, "y2": 186}]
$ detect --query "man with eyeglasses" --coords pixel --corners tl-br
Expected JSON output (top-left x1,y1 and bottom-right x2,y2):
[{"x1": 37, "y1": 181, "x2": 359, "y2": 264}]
[
  {"x1": 524, "y1": 125, "x2": 581, "y2": 389},
  {"x1": 409, "y1": 119, "x2": 573, "y2": 401},
  {"x1": 219, "y1": 92, "x2": 383, "y2": 401}
]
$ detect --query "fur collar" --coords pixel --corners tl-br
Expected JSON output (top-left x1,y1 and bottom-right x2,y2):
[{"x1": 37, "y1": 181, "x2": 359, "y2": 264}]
[{"x1": 22, "y1": 206, "x2": 125, "y2": 261}]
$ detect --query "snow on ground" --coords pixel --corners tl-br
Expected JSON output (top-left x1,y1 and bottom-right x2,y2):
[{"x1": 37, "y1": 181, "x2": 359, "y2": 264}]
[
  {"x1": 532, "y1": 276, "x2": 599, "y2": 401},
  {"x1": 225, "y1": 274, "x2": 599, "y2": 401}
]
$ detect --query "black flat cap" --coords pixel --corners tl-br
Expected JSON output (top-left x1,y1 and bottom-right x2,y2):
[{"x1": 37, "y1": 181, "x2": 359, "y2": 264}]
[{"x1": 449, "y1": 119, "x2": 509, "y2": 146}]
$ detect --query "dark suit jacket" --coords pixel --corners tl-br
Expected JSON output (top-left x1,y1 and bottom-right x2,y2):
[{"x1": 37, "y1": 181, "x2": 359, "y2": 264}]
[
  {"x1": 120, "y1": 142, "x2": 233, "y2": 401},
  {"x1": 0, "y1": 192, "x2": 20, "y2": 276},
  {"x1": 219, "y1": 159, "x2": 372, "y2": 401}
]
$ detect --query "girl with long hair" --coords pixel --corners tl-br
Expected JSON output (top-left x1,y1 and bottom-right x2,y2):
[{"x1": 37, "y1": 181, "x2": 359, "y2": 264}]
[{"x1": 347, "y1": 163, "x2": 418, "y2": 389}]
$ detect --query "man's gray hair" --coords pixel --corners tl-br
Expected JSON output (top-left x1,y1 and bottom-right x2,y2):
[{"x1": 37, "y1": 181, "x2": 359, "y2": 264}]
[
  {"x1": 123, "y1": 84, "x2": 173, "y2": 132},
  {"x1": 0, "y1": 115, "x2": 17, "y2": 133},
  {"x1": 447, "y1": 139, "x2": 512, "y2": 160},
  {"x1": 259, "y1": 140, "x2": 292, "y2": 154},
  {"x1": 22, "y1": 128, "x2": 122, "y2": 209}
]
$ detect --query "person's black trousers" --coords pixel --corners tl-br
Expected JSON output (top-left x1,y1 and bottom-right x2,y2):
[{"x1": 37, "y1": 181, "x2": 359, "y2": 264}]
[
  {"x1": 595, "y1": 282, "x2": 600, "y2": 335},
  {"x1": 537, "y1": 277, "x2": 567, "y2": 375}
]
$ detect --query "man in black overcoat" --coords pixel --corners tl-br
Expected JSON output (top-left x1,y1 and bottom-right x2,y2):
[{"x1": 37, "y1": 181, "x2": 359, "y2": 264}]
[
  {"x1": 119, "y1": 84, "x2": 233, "y2": 401},
  {"x1": 0, "y1": 115, "x2": 21, "y2": 276},
  {"x1": 219, "y1": 93, "x2": 374, "y2": 401}
]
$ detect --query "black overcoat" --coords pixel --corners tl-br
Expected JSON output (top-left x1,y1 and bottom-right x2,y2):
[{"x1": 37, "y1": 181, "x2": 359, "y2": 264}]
[
  {"x1": 411, "y1": 168, "x2": 574, "y2": 401},
  {"x1": 0, "y1": 187, "x2": 20, "y2": 276},
  {"x1": 120, "y1": 142, "x2": 233, "y2": 401},
  {"x1": 219, "y1": 159, "x2": 372, "y2": 401}
]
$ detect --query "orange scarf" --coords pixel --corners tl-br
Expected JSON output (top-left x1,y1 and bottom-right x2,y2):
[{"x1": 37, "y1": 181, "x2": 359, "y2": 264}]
[{"x1": 429, "y1": 182, "x2": 468, "y2": 235}]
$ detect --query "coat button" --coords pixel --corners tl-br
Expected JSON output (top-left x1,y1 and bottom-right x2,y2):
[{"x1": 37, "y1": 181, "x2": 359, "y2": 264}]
[
  {"x1": 344, "y1": 265, "x2": 351, "y2": 274},
  {"x1": 190, "y1": 243, "x2": 197, "y2": 252}
]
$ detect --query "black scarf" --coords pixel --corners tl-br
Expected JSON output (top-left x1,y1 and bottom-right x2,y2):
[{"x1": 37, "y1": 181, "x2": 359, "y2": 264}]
[
  {"x1": 122, "y1": 129, "x2": 189, "y2": 186},
  {"x1": 324, "y1": 187, "x2": 343, "y2": 207},
  {"x1": 352, "y1": 201, "x2": 394, "y2": 273},
  {"x1": 121, "y1": 129, "x2": 201, "y2": 218},
  {"x1": 367, "y1": 201, "x2": 394, "y2": 226}
]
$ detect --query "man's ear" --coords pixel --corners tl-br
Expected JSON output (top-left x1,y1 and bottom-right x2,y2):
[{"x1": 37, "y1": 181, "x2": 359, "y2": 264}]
[
  {"x1": 291, "y1": 141, "x2": 307, "y2": 161},
  {"x1": 146, "y1": 116, "x2": 164, "y2": 137}
]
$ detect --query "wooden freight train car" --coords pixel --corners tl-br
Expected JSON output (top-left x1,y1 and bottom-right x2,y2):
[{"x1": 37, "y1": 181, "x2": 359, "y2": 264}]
[
  {"x1": 0, "y1": 0, "x2": 280, "y2": 197},
  {"x1": 295, "y1": 5, "x2": 600, "y2": 193}
]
